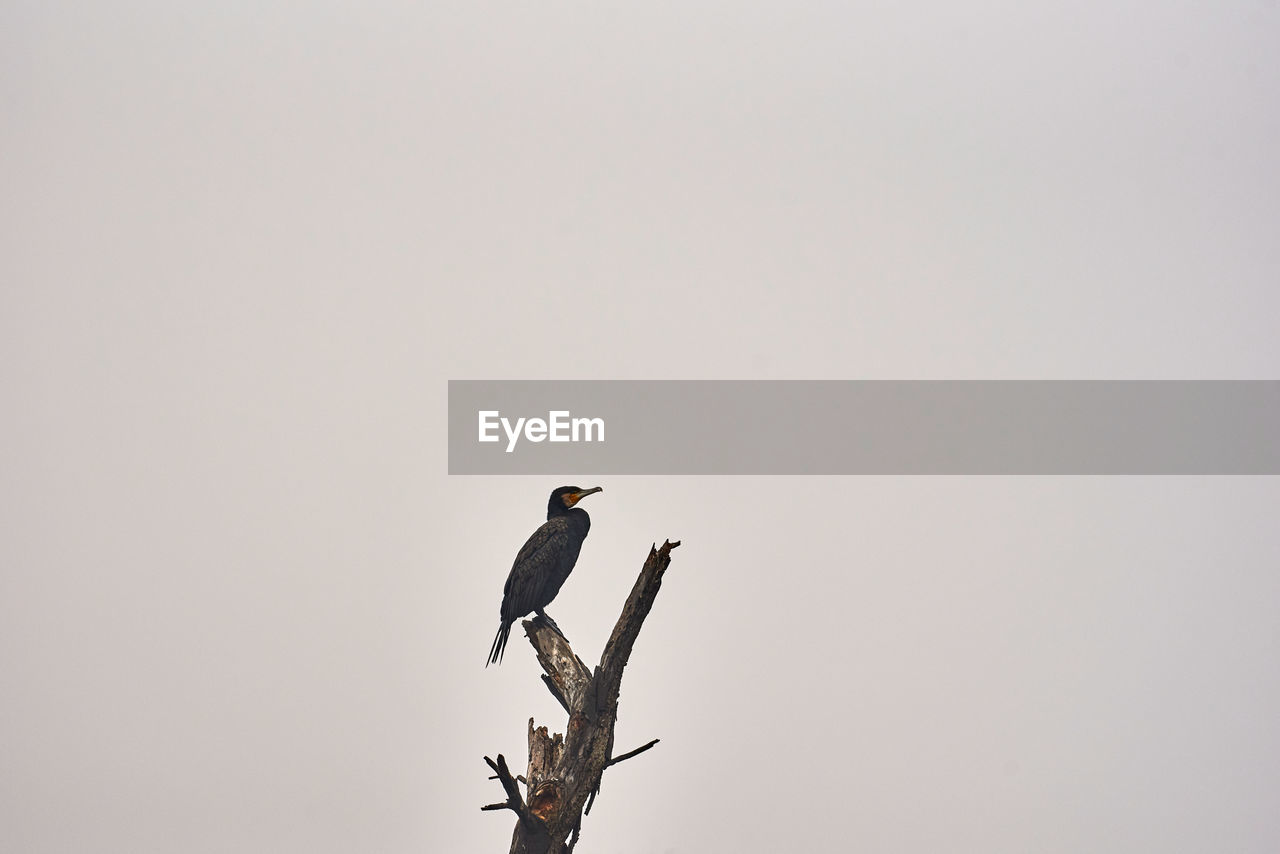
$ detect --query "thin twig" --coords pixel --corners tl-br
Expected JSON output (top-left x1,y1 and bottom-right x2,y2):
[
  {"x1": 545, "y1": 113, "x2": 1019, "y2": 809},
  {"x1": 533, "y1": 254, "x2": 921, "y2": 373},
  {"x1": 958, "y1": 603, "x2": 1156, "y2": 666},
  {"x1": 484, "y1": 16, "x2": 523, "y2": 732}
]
[
  {"x1": 480, "y1": 754, "x2": 526, "y2": 817},
  {"x1": 541, "y1": 674, "x2": 571, "y2": 714},
  {"x1": 605, "y1": 738, "x2": 660, "y2": 768}
]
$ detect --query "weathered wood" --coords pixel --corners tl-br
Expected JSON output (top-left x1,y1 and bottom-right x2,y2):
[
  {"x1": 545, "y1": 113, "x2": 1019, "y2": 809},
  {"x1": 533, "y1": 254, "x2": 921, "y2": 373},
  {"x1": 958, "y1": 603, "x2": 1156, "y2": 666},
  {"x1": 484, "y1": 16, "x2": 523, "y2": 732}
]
[
  {"x1": 482, "y1": 540, "x2": 680, "y2": 854},
  {"x1": 526, "y1": 719, "x2": 563, "y2": 793},
  {"x1": 530, "y1": 624, "x2": 593, "y2": 713}
]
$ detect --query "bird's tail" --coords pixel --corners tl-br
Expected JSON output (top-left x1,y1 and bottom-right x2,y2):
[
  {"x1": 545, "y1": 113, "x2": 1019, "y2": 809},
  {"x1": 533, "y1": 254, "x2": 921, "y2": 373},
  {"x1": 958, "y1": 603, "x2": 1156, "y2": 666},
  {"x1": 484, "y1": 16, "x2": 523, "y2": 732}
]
[{"x1": 486, "y1": 621, "x2": 511, "y2": 667}]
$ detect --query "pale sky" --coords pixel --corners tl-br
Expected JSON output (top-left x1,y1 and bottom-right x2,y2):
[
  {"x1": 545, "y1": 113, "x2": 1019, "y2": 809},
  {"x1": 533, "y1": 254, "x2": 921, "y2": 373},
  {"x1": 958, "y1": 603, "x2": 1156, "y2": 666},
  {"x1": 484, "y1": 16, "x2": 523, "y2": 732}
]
[{"x1": 3, "y1": 2, "x2": 1279, "y2": 852}]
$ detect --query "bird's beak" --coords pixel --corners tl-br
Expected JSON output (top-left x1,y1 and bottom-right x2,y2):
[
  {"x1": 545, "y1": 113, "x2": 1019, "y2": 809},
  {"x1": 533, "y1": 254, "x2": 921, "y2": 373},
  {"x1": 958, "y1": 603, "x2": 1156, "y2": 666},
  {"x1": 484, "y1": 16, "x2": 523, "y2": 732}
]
[{"x1": 569, "y1": 486, "x2": 603, "y2": 505}]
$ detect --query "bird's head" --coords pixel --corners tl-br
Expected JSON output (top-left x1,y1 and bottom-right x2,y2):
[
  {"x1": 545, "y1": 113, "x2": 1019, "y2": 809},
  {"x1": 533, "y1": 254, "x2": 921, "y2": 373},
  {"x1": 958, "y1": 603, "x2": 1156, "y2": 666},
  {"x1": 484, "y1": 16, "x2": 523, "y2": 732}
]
[{"x1": 548, "y1": 485, "x2": 603, "y2": 516}]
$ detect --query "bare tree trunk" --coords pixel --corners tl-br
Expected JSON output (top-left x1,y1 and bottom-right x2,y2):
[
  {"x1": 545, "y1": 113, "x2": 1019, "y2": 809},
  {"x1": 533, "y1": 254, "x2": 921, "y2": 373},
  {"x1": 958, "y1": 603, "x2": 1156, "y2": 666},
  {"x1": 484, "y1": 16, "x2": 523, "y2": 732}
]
[{"x1": 482, "y1": 540, "x2": 680, "y2": 854}]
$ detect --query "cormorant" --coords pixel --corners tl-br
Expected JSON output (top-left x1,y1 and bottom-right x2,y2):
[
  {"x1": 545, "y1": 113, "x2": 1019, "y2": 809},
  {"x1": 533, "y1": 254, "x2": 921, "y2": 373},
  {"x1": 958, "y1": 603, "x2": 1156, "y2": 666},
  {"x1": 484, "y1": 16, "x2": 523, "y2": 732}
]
[{"x1": 487, "y1": 485, "x2": 603, "y2": 666}]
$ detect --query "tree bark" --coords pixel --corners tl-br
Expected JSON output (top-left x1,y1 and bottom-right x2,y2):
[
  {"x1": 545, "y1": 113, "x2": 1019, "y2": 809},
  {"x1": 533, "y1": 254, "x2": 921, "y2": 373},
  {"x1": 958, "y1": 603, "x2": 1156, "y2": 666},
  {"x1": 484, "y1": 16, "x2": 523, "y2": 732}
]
[{"x1": 482, "y1": 539, "x2": 680, "y2": 854}]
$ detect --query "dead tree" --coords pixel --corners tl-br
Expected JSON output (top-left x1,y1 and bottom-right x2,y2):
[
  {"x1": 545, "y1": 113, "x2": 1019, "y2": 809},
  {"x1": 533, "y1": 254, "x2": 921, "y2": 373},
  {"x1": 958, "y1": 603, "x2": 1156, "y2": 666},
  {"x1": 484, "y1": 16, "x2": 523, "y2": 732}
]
[{"x1": 482, "y1": 539, "x2": 680, "y2": 854}]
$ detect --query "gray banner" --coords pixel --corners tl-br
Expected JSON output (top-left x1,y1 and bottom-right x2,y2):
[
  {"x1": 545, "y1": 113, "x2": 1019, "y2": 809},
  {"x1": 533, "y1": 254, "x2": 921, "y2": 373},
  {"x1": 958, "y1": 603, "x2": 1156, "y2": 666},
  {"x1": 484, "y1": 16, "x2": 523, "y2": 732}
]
[{"x1": 448, "y1": 381, "x2": 1280, "y2": 474}]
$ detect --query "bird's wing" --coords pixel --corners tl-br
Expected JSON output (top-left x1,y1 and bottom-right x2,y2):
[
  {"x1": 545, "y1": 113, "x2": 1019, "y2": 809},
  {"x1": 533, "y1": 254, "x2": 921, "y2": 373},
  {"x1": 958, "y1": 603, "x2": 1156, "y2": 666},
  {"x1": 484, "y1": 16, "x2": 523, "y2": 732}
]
[{"x1": 501, "y1": 517, "x2": 570, "y2": 620}]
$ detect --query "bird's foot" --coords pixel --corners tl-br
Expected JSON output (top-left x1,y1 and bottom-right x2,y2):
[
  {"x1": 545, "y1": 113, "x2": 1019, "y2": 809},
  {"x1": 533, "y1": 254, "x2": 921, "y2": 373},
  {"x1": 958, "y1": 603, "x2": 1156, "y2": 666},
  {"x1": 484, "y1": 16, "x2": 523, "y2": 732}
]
[{"x1": 533, "y1": 611, "x2": 567, "y2": 641}]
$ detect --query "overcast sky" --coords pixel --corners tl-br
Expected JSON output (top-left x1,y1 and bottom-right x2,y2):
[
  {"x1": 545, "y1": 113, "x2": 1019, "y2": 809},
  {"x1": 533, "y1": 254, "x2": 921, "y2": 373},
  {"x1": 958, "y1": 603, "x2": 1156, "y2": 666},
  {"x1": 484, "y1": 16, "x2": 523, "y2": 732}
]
[{"x1": 3, "y1": 2, "x2": 1279, "y2": 852}]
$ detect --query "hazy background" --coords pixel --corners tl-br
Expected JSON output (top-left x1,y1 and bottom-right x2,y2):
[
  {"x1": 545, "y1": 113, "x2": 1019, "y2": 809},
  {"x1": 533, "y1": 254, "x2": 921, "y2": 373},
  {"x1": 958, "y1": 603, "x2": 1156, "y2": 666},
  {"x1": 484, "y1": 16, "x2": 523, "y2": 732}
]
[{"x1": 3, "y1": 1, "x2": 1279, "y2": 852}]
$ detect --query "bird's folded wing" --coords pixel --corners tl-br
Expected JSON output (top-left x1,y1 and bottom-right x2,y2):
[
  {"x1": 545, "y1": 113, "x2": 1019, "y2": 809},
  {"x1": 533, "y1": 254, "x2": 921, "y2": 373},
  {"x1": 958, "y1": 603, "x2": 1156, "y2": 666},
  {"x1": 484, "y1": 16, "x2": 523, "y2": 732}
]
[{"x1": 502, "y1": 517, "x2": 570, "y2": 615}]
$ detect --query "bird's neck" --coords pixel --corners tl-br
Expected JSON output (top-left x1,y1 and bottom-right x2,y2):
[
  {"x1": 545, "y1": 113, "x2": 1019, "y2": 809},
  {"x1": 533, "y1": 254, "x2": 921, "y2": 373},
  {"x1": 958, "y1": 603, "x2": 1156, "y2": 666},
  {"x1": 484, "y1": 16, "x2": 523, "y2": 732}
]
[{"x1": 547, "y1": 507, "x2": 590, "y2": 529}]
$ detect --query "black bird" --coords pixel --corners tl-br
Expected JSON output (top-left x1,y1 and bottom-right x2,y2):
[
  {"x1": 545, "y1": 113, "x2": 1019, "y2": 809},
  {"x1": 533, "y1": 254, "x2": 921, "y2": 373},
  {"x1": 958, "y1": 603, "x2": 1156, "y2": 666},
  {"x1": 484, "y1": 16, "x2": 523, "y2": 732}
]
[{"x1": 487, "y1": 485, "x2": 603, "y2": 666}]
